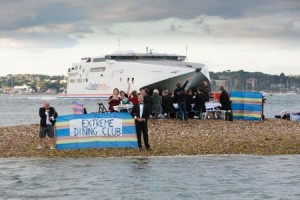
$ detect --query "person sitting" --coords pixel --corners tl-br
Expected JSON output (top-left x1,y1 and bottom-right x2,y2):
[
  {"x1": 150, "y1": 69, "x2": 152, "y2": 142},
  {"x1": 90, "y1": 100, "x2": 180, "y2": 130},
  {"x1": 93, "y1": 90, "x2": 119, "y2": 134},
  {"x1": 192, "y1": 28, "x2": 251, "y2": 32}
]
[
  {"x1": 162, "y1": 89, "x2": 175, "y2": 118},
  {"x1": 108, "y1": 88, "x2": 120, "y2": 112},
  {"x1": 194, "y1": 87, "x2": 207, "y2": 119},
  {"x1": 120, "y1": 90, "x2": 129, "y2": 105},
  {"x1": 151, "y1": 89, "x2": 162, "y2": 118}
]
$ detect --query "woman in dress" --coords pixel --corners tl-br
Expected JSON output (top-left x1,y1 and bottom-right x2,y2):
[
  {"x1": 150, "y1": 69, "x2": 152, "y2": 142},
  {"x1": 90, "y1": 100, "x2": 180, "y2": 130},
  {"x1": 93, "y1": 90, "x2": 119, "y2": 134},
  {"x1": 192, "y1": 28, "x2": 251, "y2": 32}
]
[{"x1": 108, "y1": 88, "x2": 120, "y2": 112}]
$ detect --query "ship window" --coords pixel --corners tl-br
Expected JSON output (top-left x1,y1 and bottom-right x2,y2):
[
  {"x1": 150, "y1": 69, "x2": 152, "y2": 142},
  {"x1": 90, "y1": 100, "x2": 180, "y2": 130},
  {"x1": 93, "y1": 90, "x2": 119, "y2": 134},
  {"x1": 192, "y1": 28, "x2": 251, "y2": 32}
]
[
  {"x1": 90, "y1": 67, "x2": 106, "y2": 72},
  {"x1": 79, "y1": 65, "x2": 82, "y2": 70},
  {"x1": 75, "y1": 66, "x2": 78, "y2": 70},
  {"x1": 93, "y1": 58, "x2": 105, "y2": 62},
  {"x1": 86, "y1": 78, "x2": 88, "y2": 82},
  {"x1": 69, "y1": 79, "x2": 76, "y2": 83}
]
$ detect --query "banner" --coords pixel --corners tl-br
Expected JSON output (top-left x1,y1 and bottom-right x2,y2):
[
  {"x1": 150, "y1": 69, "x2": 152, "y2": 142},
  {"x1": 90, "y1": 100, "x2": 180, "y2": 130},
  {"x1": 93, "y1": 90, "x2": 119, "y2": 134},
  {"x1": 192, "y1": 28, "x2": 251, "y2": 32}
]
[
  {"x1": 230, "y1": 92, "x2": 263, "y2": 121},
  {"x1": 55, "y1": 112, "x2": 138, "y2": 149}
]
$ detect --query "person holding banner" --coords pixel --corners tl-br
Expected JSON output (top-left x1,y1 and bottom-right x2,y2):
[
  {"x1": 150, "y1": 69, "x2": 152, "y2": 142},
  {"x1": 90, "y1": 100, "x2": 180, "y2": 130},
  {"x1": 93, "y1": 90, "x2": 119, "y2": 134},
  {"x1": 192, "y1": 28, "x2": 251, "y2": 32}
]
[
  {"x1": 37, "y1": 101, "x2": 58, "y2": 150},
  {"x1": 131, "y1": 95, "x2": 151, "y2": 150}
]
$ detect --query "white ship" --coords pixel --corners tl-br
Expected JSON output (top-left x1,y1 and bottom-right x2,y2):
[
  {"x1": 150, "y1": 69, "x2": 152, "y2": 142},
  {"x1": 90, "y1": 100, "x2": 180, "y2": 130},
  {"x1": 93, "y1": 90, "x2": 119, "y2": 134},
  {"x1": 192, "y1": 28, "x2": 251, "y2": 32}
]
[{"x1": 63, "y1": 51, "x2": 210, "y2": 98}]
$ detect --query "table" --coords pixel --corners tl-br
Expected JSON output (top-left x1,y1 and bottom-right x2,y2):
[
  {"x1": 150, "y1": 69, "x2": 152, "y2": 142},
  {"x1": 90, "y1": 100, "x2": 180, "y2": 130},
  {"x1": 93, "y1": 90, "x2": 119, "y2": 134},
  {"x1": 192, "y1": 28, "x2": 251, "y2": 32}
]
[
  {"x1": 204, "y1": 102, "x2": 224, "y2": 119},
  {"x1": 173, "y1": 102, "x2": 223, "y2": 119},
  {"x1": 113, "y1": 104, "x2": 133, "y2": 112},
  {"x1": 173, "y1": 102, "x2": 221, "y2": 110},
  {"x1": 205, "y1": 102, "x2": 221, "y2": 110}
]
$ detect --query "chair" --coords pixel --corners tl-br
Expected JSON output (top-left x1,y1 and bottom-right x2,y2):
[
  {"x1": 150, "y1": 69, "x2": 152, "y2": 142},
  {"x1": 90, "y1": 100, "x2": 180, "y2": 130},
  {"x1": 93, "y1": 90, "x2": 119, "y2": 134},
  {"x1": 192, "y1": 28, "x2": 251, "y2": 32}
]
[{"x1": 98, "y1": 103, "x2": 108, "y2": 113}]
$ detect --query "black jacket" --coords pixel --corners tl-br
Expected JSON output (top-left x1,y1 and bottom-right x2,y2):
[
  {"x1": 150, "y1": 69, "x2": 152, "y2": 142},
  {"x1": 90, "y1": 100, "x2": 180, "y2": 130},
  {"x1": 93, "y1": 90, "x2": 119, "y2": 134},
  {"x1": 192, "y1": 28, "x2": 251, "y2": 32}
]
[
  {"x1": 173, "y1": 80, "x2": 189, "y2": 103},
  {"x1": 143, "y1": 94, "x2": 152, "y2": 111},
  {"x1": 219, "y1": 90, "x2": 231, "y2": 110},
  {"x1": 131, "y1": 103, "x2": 150, "y2": 121},
  {"x1": 162, "y1": 95, "x2": 175, "y2": 113},
  {"x1": 194, "y1": 92, "x2": 207, "y2": 112},
  {"x1": 39, "y1": 107, "x2": 58, "y2": 127}
]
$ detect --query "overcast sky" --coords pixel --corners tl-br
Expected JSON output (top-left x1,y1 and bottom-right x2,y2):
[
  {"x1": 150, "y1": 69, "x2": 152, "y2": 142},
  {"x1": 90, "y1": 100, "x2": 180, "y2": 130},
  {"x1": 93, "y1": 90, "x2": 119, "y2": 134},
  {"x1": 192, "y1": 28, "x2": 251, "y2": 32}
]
[{"x1": 0, "y1": 0, "x2": 299, "y2": 76}]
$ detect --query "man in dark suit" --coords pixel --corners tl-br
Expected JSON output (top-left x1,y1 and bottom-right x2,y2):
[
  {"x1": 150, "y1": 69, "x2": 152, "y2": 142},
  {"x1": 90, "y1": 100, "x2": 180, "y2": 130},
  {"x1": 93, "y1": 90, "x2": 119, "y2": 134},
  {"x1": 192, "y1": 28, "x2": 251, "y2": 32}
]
[
  {"x1": 219, "y1": 85, "x2": 231, "y2": 110},
  {"x1": 131, "y1": 95, "x2": 151, "y2": 150},
  {"x1": 194, "y1": 87, "x2": 208, "y2": 119},
  {"x1": 162, "y1": 89, "x2": 175, "y2": 118},
  {"x1": 38, "y1": 101, "x2": 58, "y2": 150}
]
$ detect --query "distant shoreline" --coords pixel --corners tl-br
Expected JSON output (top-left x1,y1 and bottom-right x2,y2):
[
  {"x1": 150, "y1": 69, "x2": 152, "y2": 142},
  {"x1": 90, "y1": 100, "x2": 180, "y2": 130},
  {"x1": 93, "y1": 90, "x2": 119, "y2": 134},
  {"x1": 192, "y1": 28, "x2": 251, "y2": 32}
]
[{"x1": 1, "y1": 119, "x2": 300, "y2": 158}]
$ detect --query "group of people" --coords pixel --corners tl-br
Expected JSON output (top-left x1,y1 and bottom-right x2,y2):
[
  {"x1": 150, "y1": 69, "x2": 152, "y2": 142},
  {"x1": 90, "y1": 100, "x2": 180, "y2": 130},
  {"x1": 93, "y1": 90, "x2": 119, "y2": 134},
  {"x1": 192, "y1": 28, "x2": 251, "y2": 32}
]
[
  {"x1": 108, "y1": 78, "x2": 213, "y2": 121},
  {"x1": 37, "y1": 79, "x2": 231, "y2": 150}
]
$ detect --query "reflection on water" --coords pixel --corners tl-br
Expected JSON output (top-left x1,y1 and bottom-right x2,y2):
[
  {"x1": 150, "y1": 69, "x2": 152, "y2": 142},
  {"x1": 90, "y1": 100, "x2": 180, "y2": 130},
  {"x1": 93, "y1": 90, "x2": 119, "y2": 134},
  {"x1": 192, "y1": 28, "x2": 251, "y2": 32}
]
[
  {"x1": 1, "y1": 155, "x2": 300, "y2": 199},
  {"x1": 133, "y1": 157, "x2": 151, "y2": 170}
]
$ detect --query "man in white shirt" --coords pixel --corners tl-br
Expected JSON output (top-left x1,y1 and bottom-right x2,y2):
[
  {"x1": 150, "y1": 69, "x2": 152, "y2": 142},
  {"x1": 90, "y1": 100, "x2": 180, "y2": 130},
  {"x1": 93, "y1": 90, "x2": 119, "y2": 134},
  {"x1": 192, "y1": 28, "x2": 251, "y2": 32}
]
[
  {"x1": 131, "y1": 95, "x2": 151, "y2": 150},
  {"x1": 37, "y1": 101, "x2": 58, "y2": 150}
]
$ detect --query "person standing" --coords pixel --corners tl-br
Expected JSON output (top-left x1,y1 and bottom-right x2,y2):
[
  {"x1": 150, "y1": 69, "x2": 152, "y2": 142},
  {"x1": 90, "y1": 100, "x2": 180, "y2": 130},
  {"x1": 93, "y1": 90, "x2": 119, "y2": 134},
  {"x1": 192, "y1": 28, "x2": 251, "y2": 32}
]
[
  {"x1": 131, "y1": 95, "x2": 151, "y2": 150},
  {"x1": 219, "y1": 85, "x2": 231, "y2": 110},
  {"x1": 194, "y1": 87, "x2": 208, "y2": 119},
  {"x1": 173, "y1": 77, "x2": 191, "y2": 120},
  {"x1": 38, "y1": 101, "x2": 58, "y2": 150},
  {"x1": 141, "y1": 88, "x2": 152, "y2": 111},
  {"x1": 185, "y1": 89, "x2": 194, "y2": 116}
]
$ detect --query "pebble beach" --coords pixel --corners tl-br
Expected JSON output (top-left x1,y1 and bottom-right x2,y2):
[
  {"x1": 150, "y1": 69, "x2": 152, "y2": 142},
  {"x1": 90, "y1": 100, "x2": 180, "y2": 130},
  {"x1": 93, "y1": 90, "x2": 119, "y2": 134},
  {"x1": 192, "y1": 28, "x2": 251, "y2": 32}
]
[{"x1": 0, "y1": 119, "x2": 300, "y2": 158}]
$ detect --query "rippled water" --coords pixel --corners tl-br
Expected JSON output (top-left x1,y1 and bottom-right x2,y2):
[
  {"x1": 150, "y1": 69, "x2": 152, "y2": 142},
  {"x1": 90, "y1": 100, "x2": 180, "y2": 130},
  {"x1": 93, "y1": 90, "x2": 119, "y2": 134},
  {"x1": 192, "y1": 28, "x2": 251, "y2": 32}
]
[
  {"x1": 1, "y1": 94, "x2": 300, "y2": 199},
  {"x1": 0, "y1": 93, "x2": 299, "y2": 127},
  {"x1": 0, "y1": 155, "x2": 300, "y2": 199}
]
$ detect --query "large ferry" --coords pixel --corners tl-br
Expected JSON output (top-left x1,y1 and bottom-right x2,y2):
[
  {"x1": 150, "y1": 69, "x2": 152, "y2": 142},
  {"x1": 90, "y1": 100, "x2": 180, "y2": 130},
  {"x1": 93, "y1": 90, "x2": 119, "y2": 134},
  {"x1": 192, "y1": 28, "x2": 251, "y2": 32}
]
[{"x1": 63, "y1": 51, "x2": 210, "y2": 98}]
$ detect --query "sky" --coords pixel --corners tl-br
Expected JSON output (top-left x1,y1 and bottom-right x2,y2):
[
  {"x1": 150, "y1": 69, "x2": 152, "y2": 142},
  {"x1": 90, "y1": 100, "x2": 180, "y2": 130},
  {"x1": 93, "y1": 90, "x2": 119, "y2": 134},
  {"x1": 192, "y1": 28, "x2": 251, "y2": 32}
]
[{"x1": 0, "y1": 0, "x2": 299, "y2": 76}]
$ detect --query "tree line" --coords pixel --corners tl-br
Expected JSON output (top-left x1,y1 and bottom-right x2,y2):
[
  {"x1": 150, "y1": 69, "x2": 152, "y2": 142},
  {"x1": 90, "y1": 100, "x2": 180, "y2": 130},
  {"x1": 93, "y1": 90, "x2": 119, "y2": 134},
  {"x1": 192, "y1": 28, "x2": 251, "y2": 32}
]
[{"x1": 1, "y1": 71, "x2": 300, "y2": 93}]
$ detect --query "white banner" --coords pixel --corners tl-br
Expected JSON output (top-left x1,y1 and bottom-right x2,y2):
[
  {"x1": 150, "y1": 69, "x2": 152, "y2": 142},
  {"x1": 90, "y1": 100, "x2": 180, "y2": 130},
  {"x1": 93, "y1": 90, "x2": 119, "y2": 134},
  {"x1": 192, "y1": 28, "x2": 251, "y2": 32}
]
[{"x1": 70, "y1": 118, "x2": 123, "y2": 137}]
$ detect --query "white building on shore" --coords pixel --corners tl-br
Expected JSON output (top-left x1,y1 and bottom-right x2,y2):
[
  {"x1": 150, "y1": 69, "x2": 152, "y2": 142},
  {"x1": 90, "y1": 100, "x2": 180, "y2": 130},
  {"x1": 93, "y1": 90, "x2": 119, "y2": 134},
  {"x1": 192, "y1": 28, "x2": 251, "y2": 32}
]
[{"x1": 13, "y1": 85, "x2": 33, "y2": 94}]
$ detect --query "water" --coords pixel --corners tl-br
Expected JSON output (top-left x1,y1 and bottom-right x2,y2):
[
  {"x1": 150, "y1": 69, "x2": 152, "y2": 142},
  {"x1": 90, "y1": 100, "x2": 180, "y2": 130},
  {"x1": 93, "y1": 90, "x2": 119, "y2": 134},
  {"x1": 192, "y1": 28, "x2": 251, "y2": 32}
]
[
  {"x1": 0, "y1": 155, "x2": 300, "y2": 199},
  {"x1": 0, "y1": 94, "x2": 101, "y2": 127},
  {"x1": 1, "y1": 94, "x2": 300, "y2": 199},
  {"x1": 0, "y1": 93, "x2": 299, "y2": 127}
]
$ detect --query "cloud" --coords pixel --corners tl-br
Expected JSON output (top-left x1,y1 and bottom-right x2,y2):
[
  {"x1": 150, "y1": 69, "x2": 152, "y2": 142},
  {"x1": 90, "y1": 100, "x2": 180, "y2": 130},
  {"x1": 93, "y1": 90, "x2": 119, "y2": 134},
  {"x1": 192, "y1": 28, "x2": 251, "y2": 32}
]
[
  {"x1": 0, "y1": 0, "x2": 299, "y2": 49},
  {"x1": 0, "y1": 1, "x2": 90, "y2": 48}
]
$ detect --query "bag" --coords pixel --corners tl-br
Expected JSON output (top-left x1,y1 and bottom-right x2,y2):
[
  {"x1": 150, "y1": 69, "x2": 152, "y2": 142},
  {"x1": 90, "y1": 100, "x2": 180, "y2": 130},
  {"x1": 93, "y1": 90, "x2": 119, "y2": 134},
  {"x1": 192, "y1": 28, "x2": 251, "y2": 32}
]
[
  {"x1": 225, "y1": 111, "x2": 233, "y2": 121},
  {"x1": 290, "y1": 113, "x2": 300, "y2": 122}
]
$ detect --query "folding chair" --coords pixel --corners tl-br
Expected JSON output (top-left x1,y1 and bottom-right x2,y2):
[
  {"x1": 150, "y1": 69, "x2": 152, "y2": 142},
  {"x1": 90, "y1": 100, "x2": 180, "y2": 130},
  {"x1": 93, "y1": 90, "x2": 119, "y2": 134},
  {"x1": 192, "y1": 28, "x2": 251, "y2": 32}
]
[{"x1": 98, "y1": 102, "x2": 108, "y2": 113}]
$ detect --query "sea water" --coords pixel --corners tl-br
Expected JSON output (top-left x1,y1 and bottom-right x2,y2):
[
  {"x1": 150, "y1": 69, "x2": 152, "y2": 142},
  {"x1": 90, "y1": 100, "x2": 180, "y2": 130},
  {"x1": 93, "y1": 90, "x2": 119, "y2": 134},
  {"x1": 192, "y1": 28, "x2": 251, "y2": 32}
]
[
  {"x1": 0, "y1": 155, "x2": 300, "y2": 199},
  {"x1": 0, "y1": 94, "x2": 300, "y2": 199},
  {"x1": 0, "y1": 93, "x2": 299, "y2": 127}
]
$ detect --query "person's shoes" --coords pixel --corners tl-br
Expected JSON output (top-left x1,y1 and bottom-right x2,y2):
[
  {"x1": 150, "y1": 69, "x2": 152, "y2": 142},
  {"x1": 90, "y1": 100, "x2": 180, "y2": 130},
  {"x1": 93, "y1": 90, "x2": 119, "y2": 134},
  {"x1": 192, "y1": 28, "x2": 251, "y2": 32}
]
[
  {"x1": 36, "y1": 145, "x2": 43, "y2": 150},
  {"x1": 50, "y1": 145, "x2": 55, "y2": 150},
  {"x1": 146, "y1": 147, "x2": 152, "y2": 151},
  {"x1": 138, "y1": 147, "x2": 143, "y2": 151}
]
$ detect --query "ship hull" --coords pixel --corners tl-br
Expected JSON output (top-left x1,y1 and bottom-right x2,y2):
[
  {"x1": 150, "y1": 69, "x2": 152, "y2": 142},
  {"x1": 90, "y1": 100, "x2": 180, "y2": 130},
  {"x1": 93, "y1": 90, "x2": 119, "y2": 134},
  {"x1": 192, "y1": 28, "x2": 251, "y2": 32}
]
[{"x1": 61, "y1": 54, "x2": 210, "y2": 99}]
